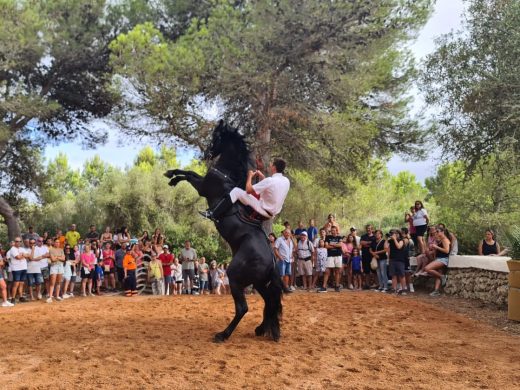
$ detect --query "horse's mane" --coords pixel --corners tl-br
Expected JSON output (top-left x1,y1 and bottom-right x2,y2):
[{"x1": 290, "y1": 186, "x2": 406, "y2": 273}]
[{"x1": 209, "y1": 121, "x2": 252, "y2": 188}]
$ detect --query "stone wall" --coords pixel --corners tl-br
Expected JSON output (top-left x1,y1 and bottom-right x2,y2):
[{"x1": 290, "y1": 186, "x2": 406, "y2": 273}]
[{"x1": 443, "y1": 268, "x2": 509, "y2": 307}]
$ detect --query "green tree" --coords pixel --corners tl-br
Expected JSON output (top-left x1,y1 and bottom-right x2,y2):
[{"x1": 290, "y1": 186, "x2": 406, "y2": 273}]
[
  {"x1": 425, "y1": 156, "x2": 520, "y2": 254},
  {"x1": 421, "y1": 0, "x2": 520, "y2": 168},
  {"x1": 110, "y1": 0, "x2": 433, "y2": 180}
]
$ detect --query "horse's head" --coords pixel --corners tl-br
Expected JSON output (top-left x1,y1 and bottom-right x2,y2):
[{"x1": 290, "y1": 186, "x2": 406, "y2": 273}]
[
  {"x1": 204, "y1": 120, "x2": 240, "y2": 161},
  {"x1": 204, "y1": 120, "x2": 252, "y2": 187}
]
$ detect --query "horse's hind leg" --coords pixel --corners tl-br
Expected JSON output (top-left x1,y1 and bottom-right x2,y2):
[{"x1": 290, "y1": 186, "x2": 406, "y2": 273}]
[
  {"x1": 254, "y1": 282, "x2": 282, "y2": 342},
  {"x1": 214, "y1": 284, "x2": 248, "y2": 343}
]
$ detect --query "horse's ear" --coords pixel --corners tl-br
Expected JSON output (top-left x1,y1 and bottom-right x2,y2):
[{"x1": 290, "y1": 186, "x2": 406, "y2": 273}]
[{"x1": 215, "y1": 120, "x2": 225, "y2": 132}]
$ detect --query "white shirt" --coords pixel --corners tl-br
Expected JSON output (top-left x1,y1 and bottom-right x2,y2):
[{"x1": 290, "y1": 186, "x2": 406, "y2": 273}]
[
  {"x1": 8, "y1": 246, "x2": 27, "y2": 271},
  {"x1": 297, "y1": 239, "x2": 314, "y2": 260},
  {"x1": 413, "y1": 208, "x2": 428, "y2": 226},
  {"x1": 34, "y1": 245, "x2": 50, "y2": 270},
  {"x1": 27, "y1": 246, "x2": 41, "y2": 273},
  {"x1": 275, "y1": 236, "x2": 294, "y2": 263},
  {"x1": 253, "y1": 173, "x2": 290, "y2": 216}
]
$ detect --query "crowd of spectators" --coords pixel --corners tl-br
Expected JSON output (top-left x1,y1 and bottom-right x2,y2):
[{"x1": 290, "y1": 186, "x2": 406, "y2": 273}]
[
  {"x1": 0, "y1": 201, "x2": 509, "y2": 307},
  {"x1": 0, "y1": 224, "x2": 231, "y2": 307},
  {"x1": 271, "y1": 202, "x2": 507, "y2": 298}
]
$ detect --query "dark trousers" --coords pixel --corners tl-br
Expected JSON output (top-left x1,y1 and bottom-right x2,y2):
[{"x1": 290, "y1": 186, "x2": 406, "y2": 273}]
[{"x1": 125, "y1": 270, "x2": 137, "y2": 292}]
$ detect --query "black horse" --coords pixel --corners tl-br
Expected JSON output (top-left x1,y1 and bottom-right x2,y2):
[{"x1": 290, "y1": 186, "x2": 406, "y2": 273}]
[{"x1": 164, "y1": 121, "x2": 283, "y2": 342}]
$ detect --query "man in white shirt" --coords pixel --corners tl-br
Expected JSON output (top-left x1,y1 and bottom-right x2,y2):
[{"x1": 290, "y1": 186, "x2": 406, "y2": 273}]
[
  {"x1": 199, "y1": 158, "x2": 290, "y2": 221},
  {"x1": 28, "y1": 238, "x2": 49, "y2": 300},
  {"x1": 8, "y1": 237, "x2": 28, "y2": 304},
  {"x1": 274, "y1": 229, "x2": 294, "y2": 292}
]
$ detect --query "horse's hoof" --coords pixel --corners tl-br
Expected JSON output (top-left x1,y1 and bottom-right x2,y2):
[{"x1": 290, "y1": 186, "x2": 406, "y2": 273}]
[
  {"x1": 168, "y1": 178, "x2": 177, "y2": 187},
  {"x1": 255, "y1": 325, "x2": 265, "y2": 337},
  {"x1": 272, "y1": 334, "x2": 280, "y2": 342},
  {"x1": 213, "y1": 332, "x2": 227, "y2": 343},
  {"x1": 164, "y1": 170, "x2": 175, "y2": 178}
]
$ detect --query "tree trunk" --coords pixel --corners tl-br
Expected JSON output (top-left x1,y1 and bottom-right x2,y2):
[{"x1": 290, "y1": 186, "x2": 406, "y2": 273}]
[
  {"x1": 0, "y1": 196, "x2": 21, "y2": 241},
  {"x1": 255, "y1": 124, "x2": 274, "y2": 234}
]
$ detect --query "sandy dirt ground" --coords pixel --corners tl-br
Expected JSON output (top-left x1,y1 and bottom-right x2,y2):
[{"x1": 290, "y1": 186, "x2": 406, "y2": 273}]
[{"x1": 0, "y1": 291, "x2": 519, "y2": 390}]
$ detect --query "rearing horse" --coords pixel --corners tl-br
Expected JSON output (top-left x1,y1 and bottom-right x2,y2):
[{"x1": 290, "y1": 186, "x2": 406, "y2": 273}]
[{"x1": 164, "y1": 121, "x2": 283, "y2": 342}]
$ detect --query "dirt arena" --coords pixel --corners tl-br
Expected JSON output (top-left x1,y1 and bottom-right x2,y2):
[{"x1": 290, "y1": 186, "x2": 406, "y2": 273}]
[{"x1": 0, "y1": 292, "x2": 518, "y2": 389}]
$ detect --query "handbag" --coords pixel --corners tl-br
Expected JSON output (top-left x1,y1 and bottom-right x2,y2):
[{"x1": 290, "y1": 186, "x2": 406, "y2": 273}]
[{"x1": 370, "y1": 257, "x2": 378, "y2": 270}]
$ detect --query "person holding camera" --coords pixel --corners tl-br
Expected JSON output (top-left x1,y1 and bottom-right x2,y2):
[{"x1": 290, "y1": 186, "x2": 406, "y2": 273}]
[
  {"x1": 412, "y1": 201, "x2": 429, "y2": 255},
  {"x1": 385, "y1": 229, "x2": 408, "y2": 295},
  {"x1": 370, "y1": 229, "x2": 388, "y2": 292}
]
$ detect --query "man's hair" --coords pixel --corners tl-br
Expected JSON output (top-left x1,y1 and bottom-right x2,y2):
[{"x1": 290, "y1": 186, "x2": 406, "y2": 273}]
[{"x1": 272, "y1": 158, "x2": 286, "y2": 173}]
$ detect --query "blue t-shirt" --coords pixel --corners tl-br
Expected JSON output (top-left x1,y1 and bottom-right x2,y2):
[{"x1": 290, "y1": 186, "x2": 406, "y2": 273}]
[
  {"x1": 351, "y1": 256, "x2": 362, "y2": 272},
  {"x1": 307, "y1": 226, "x2": 318, "y2": 242},
  {"x1": 95, "y1": 264, "x2": 104, "y2": 278}
]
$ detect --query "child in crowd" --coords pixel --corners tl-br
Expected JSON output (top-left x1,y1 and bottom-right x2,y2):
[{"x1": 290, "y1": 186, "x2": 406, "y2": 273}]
[
  {"x1": 123, "y1": 245, "x2": 138, "y2": 297},
  {"x1": 147, "y1": 254, "x2": 164, "y2": 295},
  {"x1": 312, "y1": 239, "x2": 327, "y2": 289},
  {"x1": 172, "y1": 257, "x2": 183, "y2": 295},
  {"x1": 209, "y1": 261, "x2": 224, "y2": 295},
  {"x1": 95, "y1": 258, "x2": 104, "y2": 295},
  {"x1": 80, "y1": 243, "x2": 95, "y2": 296},
  {"x1": 350, "y1": 248, "x2": 363, "y2": 290},
  {"x1": 222, "y1": 263, "x2": 230, "y2": 295}
]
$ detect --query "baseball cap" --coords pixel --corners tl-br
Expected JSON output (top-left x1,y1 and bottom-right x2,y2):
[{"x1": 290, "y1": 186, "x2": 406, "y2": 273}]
[
  {"x1": 300, "y1": 231, "x2": 308, "y2": 236},
  {"x1": 163, "y1": 245, "x2": 169, "y2": 249},
  {"x1": 350, "y1": 226, "x2": 357, "y2": 231}
]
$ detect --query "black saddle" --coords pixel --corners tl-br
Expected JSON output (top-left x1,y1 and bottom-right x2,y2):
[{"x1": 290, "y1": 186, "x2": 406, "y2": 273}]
[{"x1": 236, "y1": 204, "x2": 268, "y2": 226}]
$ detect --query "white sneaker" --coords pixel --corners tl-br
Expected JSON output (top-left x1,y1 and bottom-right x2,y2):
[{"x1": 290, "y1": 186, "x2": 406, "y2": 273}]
[
  {"x1": 46, "y1": 297, "x2": 53, "y2": 303},
  {"x1": 409, "y1": 284, "x2": 415, "y2": 293},
  {"x1": 37, "y1": 293, "x2": 43, "y2": 300},
  {"x1": 68, "y1": 292, "x2": 74, "y2": 297},
  {"x1": 289, "y1": 286, "x2": 296, "y2": 291},
  {"x1": 1, "y1": 301, "x2": 14, "y2": 307},
  {"x1": 62, "y1": 294, "x2": 71, "y2": 299},
  {"x1": 56, "y1": 296, "x2": 63, "y2": 301}
]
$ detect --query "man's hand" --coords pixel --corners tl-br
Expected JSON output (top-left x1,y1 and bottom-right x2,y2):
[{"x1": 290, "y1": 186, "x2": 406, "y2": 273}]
[{"x1": 255, "y1": 170, "x2": 265, "y2": 180}]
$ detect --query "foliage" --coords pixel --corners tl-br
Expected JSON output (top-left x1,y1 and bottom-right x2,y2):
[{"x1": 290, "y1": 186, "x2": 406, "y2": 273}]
[
  {"x1": 282, "y1": 163, "x2": 429, "y2": 235},
  {"x1": 25, "y1": 147, "x2": 230, "y2": 260},
  {"x1": 425, "y1": 155, "x2": 520, "y2": 254},
  {"x1": 109, "y1": 0, "x2": 433, "y2": 180},
  {"x1": 421, "y1": 0, "x2": 520, "y2": 169},
  {"x1": 17, "y1": 146, "x2": 436, "y2": 259}
]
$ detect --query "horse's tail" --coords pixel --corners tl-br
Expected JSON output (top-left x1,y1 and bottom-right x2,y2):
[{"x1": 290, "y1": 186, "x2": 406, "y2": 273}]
[{"x1": 264, "y1": 264, "x2": 283, "y2": 341}]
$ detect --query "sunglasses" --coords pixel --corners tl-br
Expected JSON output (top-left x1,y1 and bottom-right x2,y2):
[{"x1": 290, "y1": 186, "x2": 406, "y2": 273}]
[{"x1": 15, "y1": 240, "x2": 22, "y2": 243}]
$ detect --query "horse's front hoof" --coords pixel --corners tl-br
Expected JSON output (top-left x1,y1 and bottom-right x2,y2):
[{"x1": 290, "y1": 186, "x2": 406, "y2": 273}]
[
  {"x1": 213, "y1": 332, "x2": 227, "y2": 343},
  {"x1": 164, "y1": 170, "x2": 175, "y2": 178}
]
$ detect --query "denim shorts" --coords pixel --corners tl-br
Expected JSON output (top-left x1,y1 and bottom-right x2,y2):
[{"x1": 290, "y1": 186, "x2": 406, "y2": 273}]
[
  {"x1": 26, "y1": 273, "x2": 44, "y2": 286},
  {"x1": 389, "y1": 261, "x2": 405, "y2": 277},
  {"x1": 164, "y1": 275, "x2": 173, "y2": 284},
  {"x1": 12, "y1": 269, "x2": 27, "y2": 282},
  {"x1": 277, "y1": 260, "x2": 291, "y2": 276},
  {"x1": 436, "y1": 257, "x2": 449, "y2": 267},
  {"x1": 41, "y1": 267, "x2": 50, "y2": 280},
  {"x1": 199, "y1": 280, "x2": 209, "y2": 291}
]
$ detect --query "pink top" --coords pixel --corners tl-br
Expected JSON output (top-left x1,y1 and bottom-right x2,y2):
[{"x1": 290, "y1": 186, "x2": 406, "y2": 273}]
[
  {"x1": 341, "y1": 242, "x2": 354, "y2": 256},
  {"x1": 81, "y1": 252, "x2": 96, "y2": 271},
  {"x1": 102, "y1": 249, "x2": 115, "y2": 268}
]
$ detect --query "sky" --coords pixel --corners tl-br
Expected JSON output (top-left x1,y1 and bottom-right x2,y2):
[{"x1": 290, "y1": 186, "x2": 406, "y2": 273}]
[{"x1": 45, "y1": 0, "x2": 467, "y2": 181}]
